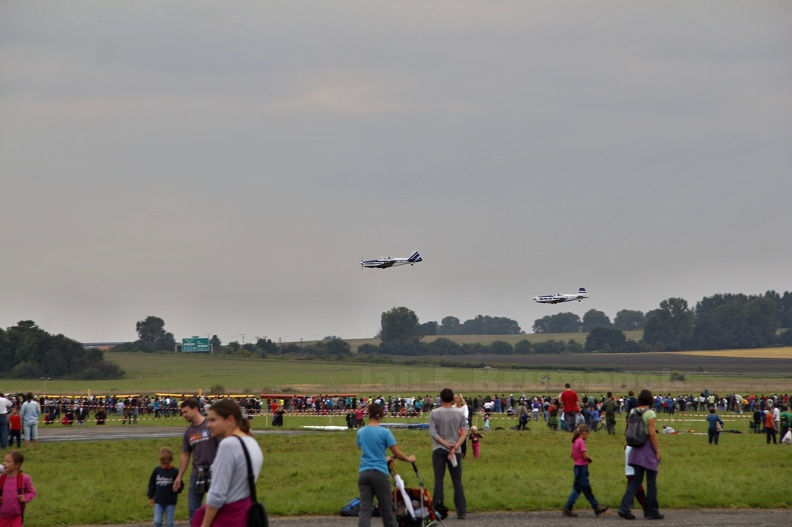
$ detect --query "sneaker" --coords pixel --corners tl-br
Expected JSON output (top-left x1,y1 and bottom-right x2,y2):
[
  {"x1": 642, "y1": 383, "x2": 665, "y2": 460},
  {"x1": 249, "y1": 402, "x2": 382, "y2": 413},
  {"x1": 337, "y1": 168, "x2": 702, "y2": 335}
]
[
  {"x1": 562, "y1": 509, "x2": 578, "y2": 517},
  {"x1": 617, "y1": 510, "x2": 636, "y2": 520},
  {"x1": 595, "y1": 506, "x2": 609, "y2": 516},
  {"x1": 645, "y1": 514, "x2": 665, "y2": 520}
]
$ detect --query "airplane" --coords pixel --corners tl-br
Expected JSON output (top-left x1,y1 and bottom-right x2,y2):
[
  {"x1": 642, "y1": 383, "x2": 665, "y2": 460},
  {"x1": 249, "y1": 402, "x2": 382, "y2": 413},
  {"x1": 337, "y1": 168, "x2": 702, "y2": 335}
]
[
  {"x1": 533, "y1": 288, "x2": 589, "y2": 304},
  {"x1": 361, "y1": 251, "x2": 422, "y2": 269}
]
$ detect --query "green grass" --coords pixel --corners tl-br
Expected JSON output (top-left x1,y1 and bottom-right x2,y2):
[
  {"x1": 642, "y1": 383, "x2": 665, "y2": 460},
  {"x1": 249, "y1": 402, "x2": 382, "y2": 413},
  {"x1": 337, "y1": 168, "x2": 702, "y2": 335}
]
[{"x1": 19, "y1": 413, "x2": 792, "y2": 526}]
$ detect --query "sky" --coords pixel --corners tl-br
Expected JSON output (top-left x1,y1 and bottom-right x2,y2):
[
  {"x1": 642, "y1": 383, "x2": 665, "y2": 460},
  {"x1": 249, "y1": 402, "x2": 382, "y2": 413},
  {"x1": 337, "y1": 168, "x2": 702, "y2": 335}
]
[{"x1": 1, "y1": 1, "x2": 790, "y2": 345}]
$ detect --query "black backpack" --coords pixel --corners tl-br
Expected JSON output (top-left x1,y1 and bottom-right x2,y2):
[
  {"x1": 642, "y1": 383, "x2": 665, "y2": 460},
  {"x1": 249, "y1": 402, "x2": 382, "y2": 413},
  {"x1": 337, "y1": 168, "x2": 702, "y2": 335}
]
[{"x1": 625, "y1": 408, "x2": 648, "y2": 447}]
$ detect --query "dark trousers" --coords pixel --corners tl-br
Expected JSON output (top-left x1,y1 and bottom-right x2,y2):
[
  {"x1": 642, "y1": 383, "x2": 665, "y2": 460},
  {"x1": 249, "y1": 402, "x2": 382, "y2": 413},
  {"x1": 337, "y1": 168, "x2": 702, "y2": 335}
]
[
  {"x1": 0, "y1": 414, "x2": 7, "y2": 449},
  {"x1": 432, "y1": 448, "x2": 466, "y2": 518},
  {"x1": 708, "y1": 429, "x2": 720, "y2": 445},
  {"x1": 766, "y1": 427, "x2": 777, "y2": 444},
  {"x1": 565, "y1": 465, "x2": 599, "y2": 510},
  {"x1": 620, "y1": 465, "x2": 659, "y2": 518},
  {"x1": 358, "y1": 469, "x2": 396, "y2": 527},
  {"x1": 8, "y1": 429, "x2": 21, "y2": 448},
  {"x1": 626, "y1": 476, "x2": 647, "y2": 512}
]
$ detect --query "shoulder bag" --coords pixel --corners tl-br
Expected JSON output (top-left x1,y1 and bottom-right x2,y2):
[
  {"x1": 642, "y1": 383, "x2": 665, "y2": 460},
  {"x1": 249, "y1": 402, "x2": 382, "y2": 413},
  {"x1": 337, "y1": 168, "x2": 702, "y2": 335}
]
[{"x1": 236, "y1": 436, "x2": 268, "y2": 527}]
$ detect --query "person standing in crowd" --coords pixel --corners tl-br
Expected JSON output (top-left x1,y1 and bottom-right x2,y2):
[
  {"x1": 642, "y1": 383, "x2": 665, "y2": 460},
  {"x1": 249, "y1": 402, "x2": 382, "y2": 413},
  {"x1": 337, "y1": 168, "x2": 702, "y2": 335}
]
[
  {"x1": 779, "y1": 405, "x2": 792, "y2": 443},
  {"x1": 453, "y1": 395, "x2": 470, "y2": 458},
  {"x1": 174, "y1": 398, "x2": 219, "y2": 524},
  {"x1": 547, "y1": 399, "x2": 560, "y2": 432},
  {"x1": 618, "y1": 389, "x2": 663, "y2": 520},
  {"x1": 356, "y1": 403, "x2": 416, "y2": 527},
  {"x1": 562, "y1": 424, "x2": 608, "y2": 517},
  {"x1": 559, "y1": 384, "x2": 580, "y2": 432},
  {"x1": 603, "y1": 392, "x2": 618, "y2": 435},
  {"x1": 764, "y1": 404, "x2": 778, "y2": 444},
  {"x1": 429, "y1": 388, "x2": 468, "y2": 520},
  {"x1": 7, "y1": 407, "x2": 21, "y2": 449},
  {"x1": 20, "y1": 393, "x2": 41, "y2": 449},
  {"x1": 0, "y1": 393, "x2": 13, "y2": 449},
  {"x1": 706, "y1": 407, "x2": 724, "y2": 445},
  {"x1": 192, "y1": 399, "x2": 263, "y2": 527}
]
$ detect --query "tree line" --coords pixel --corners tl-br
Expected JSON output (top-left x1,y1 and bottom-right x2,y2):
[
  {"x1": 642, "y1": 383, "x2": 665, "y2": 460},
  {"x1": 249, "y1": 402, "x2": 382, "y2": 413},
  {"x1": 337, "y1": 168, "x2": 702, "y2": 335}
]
[{"x1": 0, "y1": 321, "x2": 125, "y2": 379}]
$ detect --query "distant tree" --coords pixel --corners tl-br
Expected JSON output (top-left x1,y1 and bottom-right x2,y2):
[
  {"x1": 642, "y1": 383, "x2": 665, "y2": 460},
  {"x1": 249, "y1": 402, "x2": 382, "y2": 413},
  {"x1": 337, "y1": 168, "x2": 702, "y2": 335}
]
[
  {"x1": 324, "y1": 338, "x2": 352, "y2": 355},
  {"x1": 427, "y1": 338, "x2": 462, "y2": 355},
  {"x1": 419, "y1": 321, "x2": 438, "y2": 336},
  {"x1": 227, "y1": 341, "x2": 241, "y2": 351},
  {"x1": 357, "y1": 343, "x2": 379, "y2": 354},
  {"x1": 135, "y1": 316, "x2": 176, "y2": 351},
  {"x1": 514, "y1": 339, "x2": 533, "y2": 355},
  {"x1": 692, "y1": 297, "x2": 777, "y2": 349},
  {"x1": 2, "y1": 320, "x2": 124, "y2": 379},
  {"x1": 532, "y1": 312, "x2": 582, "y2": 333},
  {"x1": 613, "y1": 310, "x2": 646, "y2": 331},
  {"x1": 566, "y1": 339, "x2": 584, "y2": 353},
  {"x1": 532, "y1": 339, "x2": 567, "y2": 354},
  {"x1": 380, "y1": 307, "x2": 421, "y2": 343},
  {"x1": 488, "y1": 340, "x2": 513, "y2": 355},
  {"x1": 642, "y1": 298, "x2": 694, "y2": 351},
  {"x1": 585, "y1": 326, "x2": 626, "y2": 352},
  {"x1": 459, "y1": 315, "x2": 521, "y2": 335},
  {"x1": 779, "y1": 328, "x2": 792, "y2": 346},
  {"x1": 254, "y1": 337, "x2": 278, "y2": 354},
  {"x1": 582, "y1": 310, "x2": 611, "y2": 332},
  {"x1": 210, "y1": 335, "x2": 222, "y2": 350},
  {"x1": 439, "y1": 316, "x2": 461, "y2": 335}
]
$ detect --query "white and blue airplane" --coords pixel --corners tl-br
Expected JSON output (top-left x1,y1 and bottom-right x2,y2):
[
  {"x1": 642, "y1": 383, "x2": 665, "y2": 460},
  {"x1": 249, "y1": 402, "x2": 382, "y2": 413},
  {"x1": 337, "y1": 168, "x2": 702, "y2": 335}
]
[
  {"x1": 533, "y1": 288, "x2": 589, "y2": 304},
  {"x1": 361, "y1": 251, "x2": 422, "y2": 269}
]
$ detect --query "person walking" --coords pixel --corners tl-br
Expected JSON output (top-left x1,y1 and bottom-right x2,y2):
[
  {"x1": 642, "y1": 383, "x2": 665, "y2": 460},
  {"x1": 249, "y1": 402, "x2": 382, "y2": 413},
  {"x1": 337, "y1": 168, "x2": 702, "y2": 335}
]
[
  {"x1": 603, "y1": 392, "x2": 618, "y2": 435},
  {"x1": 562, "y1": 424, "x2": 608, "y2": 517},
  {"x1": 706, "y1": 407, "x2": 724, "y2": 445},
  {"x1": 148, "y1": 447, "x2": 183, "y2": 527},
  {"x1": 429, "y1": 388, "x2": 468, "y2": 520},
  {"x1": 618, "y1": 389, "x2": 663, "y2": 520},
  {"x1": 19, "y1": 393, "x2": 41, "y2": 449},
  {"x1": 0, "y1": 393, "x2": 13, "y2": 449},
  {"x1": 174, "y1": 398, "x2": 219, "y2": 524},
  {"x1": 355, "y1": 403, "x2": 416, "y2": 527}
]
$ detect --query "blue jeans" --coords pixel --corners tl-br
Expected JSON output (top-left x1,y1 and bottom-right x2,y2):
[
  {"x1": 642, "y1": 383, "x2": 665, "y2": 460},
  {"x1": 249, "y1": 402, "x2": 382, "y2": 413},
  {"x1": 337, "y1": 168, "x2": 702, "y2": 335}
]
[
  {"x1": 154, "y1": 503, "x2": 176, "y2": 527},
  {"x1": 565, "y1": 465, "x2": 600, "y2": 510},
  {"x1": 0, "y1": 414, "x2": 7, "y2": 448},
  {"x1": 620, "y1": 465, "x2": 659, "y2": 517},
  {"x1": 188, "y1": 475, "x2": 206, "y2": 523}
]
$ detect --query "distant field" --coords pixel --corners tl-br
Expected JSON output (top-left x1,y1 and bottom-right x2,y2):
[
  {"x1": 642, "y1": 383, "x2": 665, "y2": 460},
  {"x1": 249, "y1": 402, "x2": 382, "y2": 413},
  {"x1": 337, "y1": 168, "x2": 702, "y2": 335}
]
[
  {"x1": 676, "y1": 348, "x2": 792, "y2": 359},
  {"x1": 2, "y1": 346, "x2": 790, "y2": 397},
  {"x1": 337, "y1": 330, "x2": 644, "y2": 350}
]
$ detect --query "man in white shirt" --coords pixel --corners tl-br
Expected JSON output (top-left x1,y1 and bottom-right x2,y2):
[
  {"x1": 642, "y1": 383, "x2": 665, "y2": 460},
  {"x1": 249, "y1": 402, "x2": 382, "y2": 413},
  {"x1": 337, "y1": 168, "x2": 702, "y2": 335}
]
[{"x1": 0, "y1": 392, "x2": 14, "y2": 448}]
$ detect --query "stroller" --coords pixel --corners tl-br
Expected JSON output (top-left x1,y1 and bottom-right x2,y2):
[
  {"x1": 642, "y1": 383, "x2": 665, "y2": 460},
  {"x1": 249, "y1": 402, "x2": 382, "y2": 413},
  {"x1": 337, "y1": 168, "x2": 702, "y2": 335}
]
[{"x1": 388, "y1": 461, "x2": 446, "y2": 527}]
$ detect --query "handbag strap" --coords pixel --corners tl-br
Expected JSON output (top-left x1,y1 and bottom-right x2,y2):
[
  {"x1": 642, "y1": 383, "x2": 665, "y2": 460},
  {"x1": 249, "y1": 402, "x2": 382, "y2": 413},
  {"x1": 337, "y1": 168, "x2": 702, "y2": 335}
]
[{"x1": 235, "y1": 435, "x2": 258, "y2": 503}]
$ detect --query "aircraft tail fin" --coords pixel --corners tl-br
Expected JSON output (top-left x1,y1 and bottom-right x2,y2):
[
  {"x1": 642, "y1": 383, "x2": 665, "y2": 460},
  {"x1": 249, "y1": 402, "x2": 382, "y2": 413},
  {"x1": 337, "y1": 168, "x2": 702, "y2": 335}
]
[
  {"x1": 408, "y1": 251, "x2": 422, "y2": 263},
  {"x1": 578, "y1": 287, "x2": 589, "y2": 296}
]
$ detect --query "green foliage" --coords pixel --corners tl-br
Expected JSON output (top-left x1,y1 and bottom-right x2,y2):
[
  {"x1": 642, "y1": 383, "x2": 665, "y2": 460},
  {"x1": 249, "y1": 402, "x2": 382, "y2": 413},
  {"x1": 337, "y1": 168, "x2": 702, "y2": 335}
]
[
  {"x1": 209, "y1": 384, "x2": 226, "y2": 395},
  {"x1": 692, "y1": 297, "x2": 777, "y2": 349},
  {"x1": 134, "y1": 315, "x2": 176, "y2": 351},
  {"x1": 585, "y1": 326, "x2": 626, "y2": 352},
  {"x1": 670, "y1": 370, "x2": 686, "y2": 381},
  {"x1": 0, "y1": 320, "x2": 124, "y2": 379},
  {"x1": 643, "y1": 298, "x2": 694, "y2": 350},
  {"x1": 582, "y1": 309, "x2": 611, "y2": 332},
  {"x1": 614, "y1": 309, "x2": 646, "y2": 330},
  {"x1": 533, "y1": 312, "x2": 582, "y2": 333},
  {"x1": 380, "y1": 307, "x2": 421, "y2": 343}
]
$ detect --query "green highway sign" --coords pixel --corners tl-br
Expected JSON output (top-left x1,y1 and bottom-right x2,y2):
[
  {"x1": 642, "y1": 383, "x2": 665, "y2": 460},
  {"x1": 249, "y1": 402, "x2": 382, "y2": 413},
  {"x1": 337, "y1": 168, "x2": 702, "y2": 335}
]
[{"x1": 182, "y1": 336, "x2": 211, "y2": 353}]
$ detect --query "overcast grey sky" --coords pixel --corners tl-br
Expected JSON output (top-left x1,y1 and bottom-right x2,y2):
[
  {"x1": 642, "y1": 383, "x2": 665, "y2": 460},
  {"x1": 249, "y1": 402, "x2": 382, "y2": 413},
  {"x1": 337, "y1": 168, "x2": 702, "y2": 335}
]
[{"x1": 2, "y1": 1, "x2": 790, "y2": 344}]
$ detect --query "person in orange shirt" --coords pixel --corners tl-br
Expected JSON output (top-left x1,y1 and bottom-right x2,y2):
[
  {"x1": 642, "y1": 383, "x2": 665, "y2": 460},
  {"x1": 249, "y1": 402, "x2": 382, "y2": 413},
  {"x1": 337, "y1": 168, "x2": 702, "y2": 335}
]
[{"x1": 7, "y1": 408, "x2": 21, "y2": 449}]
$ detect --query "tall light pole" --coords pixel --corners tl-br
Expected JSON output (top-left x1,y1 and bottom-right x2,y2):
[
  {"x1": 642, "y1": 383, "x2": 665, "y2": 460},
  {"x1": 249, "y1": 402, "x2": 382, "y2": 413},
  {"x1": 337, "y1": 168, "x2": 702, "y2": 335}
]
[
  {"x1": 41, "y1": 377, "x2": 52, "y2": 395},
  {"x1": 541, "y1": 375, "x2": 550, "y2": 393}
]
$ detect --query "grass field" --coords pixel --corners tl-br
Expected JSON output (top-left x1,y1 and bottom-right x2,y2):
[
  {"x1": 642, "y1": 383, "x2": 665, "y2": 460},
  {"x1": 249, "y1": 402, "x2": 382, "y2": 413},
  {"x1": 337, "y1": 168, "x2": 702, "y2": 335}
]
[
  {"x1": 3, "y1": 348, "x2": 791, "y2": 397},
  {"x1": 18, "y1": 411, "x2": 792, "y2": 526}
]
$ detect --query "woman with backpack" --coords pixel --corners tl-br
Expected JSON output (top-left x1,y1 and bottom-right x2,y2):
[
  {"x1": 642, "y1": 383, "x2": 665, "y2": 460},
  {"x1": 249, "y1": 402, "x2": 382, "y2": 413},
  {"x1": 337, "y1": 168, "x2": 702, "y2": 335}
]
[{"x1": 618, "y1": 389, "x2": 663, "y2": 521}]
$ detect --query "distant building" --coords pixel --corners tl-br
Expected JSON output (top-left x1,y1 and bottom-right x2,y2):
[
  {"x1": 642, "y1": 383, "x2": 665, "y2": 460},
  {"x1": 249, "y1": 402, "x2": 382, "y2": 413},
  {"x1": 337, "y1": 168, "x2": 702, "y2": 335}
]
[{"x1": 81, "y1": 342, "x2": 129, "y2": 351}]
